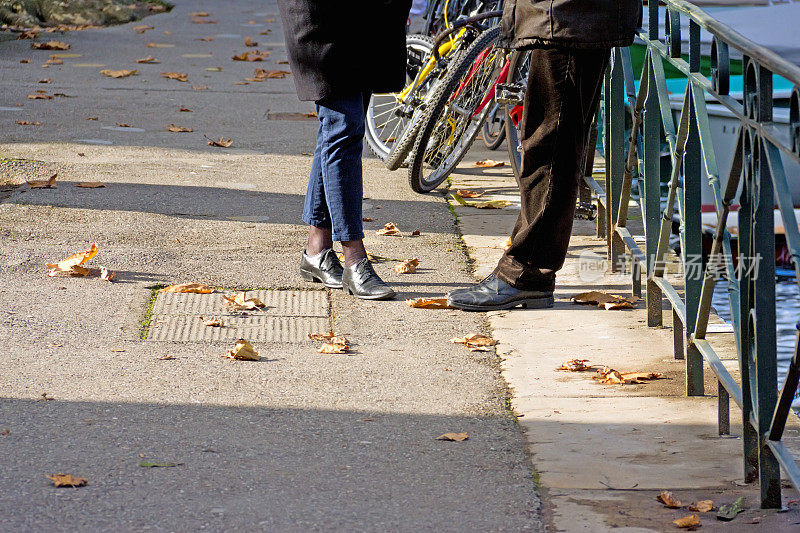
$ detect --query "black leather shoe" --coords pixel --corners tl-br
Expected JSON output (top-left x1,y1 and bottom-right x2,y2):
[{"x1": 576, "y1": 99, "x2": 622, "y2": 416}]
[
  {"x1": 447, "y1": 274, "x2": 553, "y2": 311},
  {"x1": 299, "y1": 248, "x2": 343, "y2": 289},
  {"x1": 342, "y1": 258, "x2": 396, "y2": 300}
]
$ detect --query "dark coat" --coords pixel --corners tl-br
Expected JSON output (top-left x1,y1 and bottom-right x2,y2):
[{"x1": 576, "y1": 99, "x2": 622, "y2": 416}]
[
  {"x1": 500, "y1": 0, "x2": 642, "y2": 50},
  {"x1": 276, "y1": 0, "x2": 412, "y2": 102}
]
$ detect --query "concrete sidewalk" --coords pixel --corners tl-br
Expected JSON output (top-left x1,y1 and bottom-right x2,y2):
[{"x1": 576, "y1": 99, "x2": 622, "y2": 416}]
[
  {"x1": 450, "y1": 152, "x2": 800, "y2": 531},
  {"x1": 0, "y1": 2, "x2": 541, "y2": 530}
]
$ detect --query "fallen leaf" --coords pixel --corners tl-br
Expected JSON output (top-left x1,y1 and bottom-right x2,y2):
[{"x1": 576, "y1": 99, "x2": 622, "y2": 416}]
[
  {"x1": 192, "y1": 86, "x2": 208, "y2": 91},
  {"x1": 673, "y1": 515, "x2": 700, "y2": 529},
  {"x1": 15, "y1": 120, "x2": 41, "y2": 126},
  {"x1": 27, "y1": 93, "x2": 53, "y2": 100},
  {"x1": 362, "y1": 217, "x2": 373, "y2": 222},
  {"x1": 18, "y1": 30, "x2": 39, "y2": 39},
  {"x1": 99, "y1": 266, "x2": 116, "y2": 282},
  {"x1": 450, "y1": 334, "x2": 497, "y2": 350},
  {"x1": 657, "y1": 490, "x2": 682, "y2": 509},
  {"x1": 244, "y1": 36, "x2": 257, "y2": 47},
  {"x1": 133, "y1": 25, "x2": 154, "y2": 34},
  {"x1": 145, "y1": 42, "x2": 173, "y2": 48},
  {"x1": 309, "y1": 332, "x2": 335, "y2": 341},
  {"x1": 189, "y1": 11, "x2": 211, "y2": 17},
  {"x1": 32, "y1": 41, "x2": 70, "y2": 50},
  {"x1": 135, "y1": 55, "x2": 160, "y2": 64},
  {"x1": 475, "y1": 159, "x2": 505, "y2": 168},
  {"x1": 224, "y1": 339, "x2": 260, "y2": 361},
  {"x1": 38, "y1": 78, "x2": 52, "y2": 83},
  {"x1": 157, "y1": 355, "x2": 176, "y2": 360},
  {"x1": 557, "y1": 359, "x2": 595, "y2": 372},
  {"x1": 436, "y1": 433, "x2": 469, "y2": 442},
  {"x1": 196, "y1": 37, "x2": 214, "y2": 42},
  {"x1": 158, "y1": 283, "x2": 214, "y2": 294},
  {"x1": 199, "y1": 315, "x2": 224, "y2": 327},
  {"x1": 277, "y1": 60, "x2": 289, "y2": 65},
  {"x1": 86, "y1": 117, "x2": 98, "y2": 120},
  {"x1": 377, "y1": 222, "x2": 400, "y2": 236},
  {"x1": 317, "y1": 337, "x2": 350, "y2": 354},
  {"x1": 595, "y1": 367, "x2": 662, "y2": 385},
  {"x1": 571, "y1": 291, "x2": 639, "y2": 310},
  {"x1": 27, "y1": 173, "x2": 57, "y2": 189},
  {"x1": 395, "y1": 258, "x2": 419, "y2": 274},
  {"x1": 717, "y1": 496, "x2": 745, "y2": 521},
  {"x1": 139, "y1": 462, "x2": 182, "y2": 468},
  {"x1": 53, "y1": 93, "x2": 69, "y2": 98},
  {"x1": 406, "y1": 298, "x2": 454, "y2": 309},
  {"x1": 20, "y1": 59, "x2": 31, "y2": 63},
  {"x1": 0, "y1": 429, "x2": 9, "y2": 436},
  {"x1": 206, "y1": 67, "x2": 222, "y2": 72},
  {"x1": 100, "y1": 69, "x2": 138, "y2": 78},
  {"x1": 206, "y1": 136, "x2": 232, "y2": 148},
  {"x1": 47, "y1": 474, "x2": 87, "y2": 487},
  {"x1": 116, "y1": 123, "x2": 133, "y2": 128},
  {"x1": 232, "y1": 50, "x2": 270, "y2": 62},
  {"x1": 191, "y1": 16, "x2": 217, "y2": 24},
  {"x1": 75, "y1": 181, "x2": 105, "y2": 188},
  {"x1": 456, "y1": 189, "x2": 485, "y2": 198},
  {"x1": 167, "y1": 124, "x2": 193, "y2": 132},
  {"x1": 223, "y1": 292, "x2": 266, "y2": 311},
  {"x1": 162, "y1": 72, "x2": 188, "y2": 82},
  {"x1": 40, "y1": 392, "x2": 55, "y2": 401},
  {"x1": 411, "y1": 230, "x2": 421, "y2": 236},
  {"x1": 450, "y1": 193, "x2": 512, "y2": 209},
  {"x1": 689, "y1": 500, "x2": 713, "y2": 513},
  {"x1": 46, "y1": 241, "x2": 98, "y2": 277},
  {"x1": 179, "y1": 107, "x2": 193, "y2": 112},
  {"x1": 264, "y1": 18, "x2": 275, "y2": 23}
]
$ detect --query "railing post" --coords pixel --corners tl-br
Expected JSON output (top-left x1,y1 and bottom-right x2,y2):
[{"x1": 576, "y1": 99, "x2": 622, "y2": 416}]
[
  {"x1": 643, "y1": 56, "x2": 663, "y2": 327},
  {"x1": 606, "y1": 49, "x2": 626, "y2": 271}
]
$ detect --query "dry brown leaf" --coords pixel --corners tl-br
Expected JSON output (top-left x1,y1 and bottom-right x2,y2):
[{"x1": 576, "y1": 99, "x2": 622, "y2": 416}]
[
  {"x1": 277, "y1": 60, "x2": 289, "y2": 65},
  {"x1": 179, "y1": 106, "x2": 192, "y2": 112},
  {"x1": 189, "y1": 11, "x2": 211, "y2": 17},
  {"x1": 191, "y1": 16, "x2": 217, "y2": 24},
  {"x1": 406, "y1": 298, "x2": 454, "y2": 309},
  {"x1": 206, "y1": 136, "x2": 233, "y2": 148},
  {"x1": 451, "y1": 334, "x2": 497, "y2": 351},
  {"x1": 309, "y1": 332, "x2": 335, "y2": 342},
  {"x1": 15, "y1": 120, "x2": 41, "y2": 126},
  {"x1": 27, "y1": 173, "x2": 57, "y2": 189},
  {"x1": 224, "y1": 339, "x2": 260, "y2": 361},
  {"x1": 200, "y1": 315, "x2": 224, "y2": 327},
  {"x1": 673, "y1": 514, "x2": 700, "y2": 529},
  {"x1": 47, "y1": 474, "x2": 87, "y2": 487},
  {"x1": 232, "y1": 50, "x2": 270, "y2": 62},
  {"x1": 158, "y1": 283, "x2": 214, "y2": 294},
  {"x1": 116, "y1": 123, "x2": 133, "y2": 128},
  {"x1": 246, "y1": 68, "x2": 291, "y2": 81},
  {"x1": 688, "y1": 500, "x2": 713, "y2": 513},
  {"x1": 244, "y1": 36, "x2": 258, "y2": 47},
  {"x1": 196, "y1": 36, "x2": 214, "y2": 42},
  {"x1": 145, "y1": 42, "x2": 173, "y2": 48},
  {"x1": 456, "y1": 189, "x2": 485, "y2": 198},
  {"x1": 99, "y1": 266, "x2": 116, "y2": 282},
  {"x1": 192, "y1": 85, "x2": 208, "y2": 91},
  {"x1": 557, "y1": 359, "x2": 595, "y2": 372},
  {"x1": 223, "y1": 292, "x2": 266, "y2": 312},
  {"x1": 46, "y1": 242, "x2": 98, "y2": 276},
  {"x1": 571, "y1": 291, "x2": 639, "y2": 310},
  {"x1": 395, "y1": 258, "x2": 419, "y2": 274},
  {"x1": 167, "y1": 124, "x2": 193, "y2": 132},
  {"x1": 161, "y1": 72, "x2": 188, "y2": 82},
  {"x1": 100, "y1": 69, "x2": 138, "y2": 78},
  {"x1": 32, "y1": 41, "x2": 70, "y2": 50},
  {"x1": 362, "y1": 217, "x2": 373, "y2": 222},
  {"x1": 38, "y1": 78, "x2": 52, "y2": 83},
  {"x1": 27, "y1": 93, "x2": 53, "y2": 99},
  {"x1": 18, "y1": 30, "x2": 39, "y2": 39},
  {"x1": 133, "y1": 25, "x2": 154, "y2": 33},
  {"x1": 436, "y1": 433, "x2": 469, "y2": 442},
  {"x1": 135, "y1": 55, "x2": 160, "y2": 64},
  {"x1": 317, "y1": 338, "x2": 350, "y2": 354},
  {"x1": 75, "y1": 182, "x2": 105, "y2": 188},
  {"x1": 474, "y1": 159, "x2": 505, "y2": 168},
  {"x1": 20, "y1": 58, "x2": 31, "y2": 63},
  {"x1": 657, "y1": 491, "x2": 682, "y2": 508},
  {"x1": 377, "y1": 222, "x2": 400, "y2": 236}
]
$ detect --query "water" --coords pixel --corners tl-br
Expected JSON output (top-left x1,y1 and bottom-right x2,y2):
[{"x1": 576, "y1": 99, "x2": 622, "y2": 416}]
[{"x1": 712, "y1": 279, "x2": 799, "y2": 397}]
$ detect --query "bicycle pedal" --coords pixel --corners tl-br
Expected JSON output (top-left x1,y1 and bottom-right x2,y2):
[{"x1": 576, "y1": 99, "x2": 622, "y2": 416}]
[
  {"x1": 574, "y1": 202, "x2": 597, "y2": 221},
  {"x1": 495, "y1": 83, "x2": 525, "y2": 106}
]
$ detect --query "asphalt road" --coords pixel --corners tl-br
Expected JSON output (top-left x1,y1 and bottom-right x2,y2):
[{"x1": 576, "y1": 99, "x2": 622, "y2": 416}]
[{"x1": 0, "y1": 1, "x2": 542, "y2": 530}]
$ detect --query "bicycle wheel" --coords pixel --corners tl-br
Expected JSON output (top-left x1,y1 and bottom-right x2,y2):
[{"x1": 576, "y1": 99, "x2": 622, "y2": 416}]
[
  {"x1": 481, "y1": 102, "x2": 506, "y2": 150},
  {"x1": 504, "y1": 50, "x2": 530, "y2": 184},
  {"x1": 365, "y1": 35, "x2": 435, "y2": 162},
  {"x1": 407, "y1": 25, "x2": 502, "y2": 193}
]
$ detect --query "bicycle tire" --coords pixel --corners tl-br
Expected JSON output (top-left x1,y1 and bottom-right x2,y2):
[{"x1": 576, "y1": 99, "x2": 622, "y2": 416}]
[
  {"x1": 365, "y1": 35, "x2": 435, "y2": 162},
  {"x1": 481, "y1": 102, "x2": 506, "y2": 150},
  {"x1": 504, "y1": 50, "x2": 530, "y2": 184},
  {"x1": 407, "y1": 25, "x2": 502, "y2": 194}
]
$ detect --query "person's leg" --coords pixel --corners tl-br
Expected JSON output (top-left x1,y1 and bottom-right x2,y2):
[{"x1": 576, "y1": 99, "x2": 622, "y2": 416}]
[
  {"x1": 303, "y1": 112, "x2": 334, "y2": 256},
  {"x1": 495, "y1": 46, "x2": 609, "y2": 291}
]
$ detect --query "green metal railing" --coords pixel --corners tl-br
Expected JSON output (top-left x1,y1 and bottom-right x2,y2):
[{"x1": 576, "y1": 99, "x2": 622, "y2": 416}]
[{"x1": 592, "y1": 0, "x2": 800, "y2": 508}]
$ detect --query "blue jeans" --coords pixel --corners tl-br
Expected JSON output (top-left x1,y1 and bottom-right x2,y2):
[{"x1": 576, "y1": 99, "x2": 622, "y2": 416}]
[{"x1": 302, "y1": 93, "x2": 370, "y2": 242}]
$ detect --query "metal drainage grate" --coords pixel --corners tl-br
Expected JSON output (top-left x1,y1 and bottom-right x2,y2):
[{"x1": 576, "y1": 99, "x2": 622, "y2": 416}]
[{"x1": 145, "y1": 289, "x2": 329, "y2": 342}]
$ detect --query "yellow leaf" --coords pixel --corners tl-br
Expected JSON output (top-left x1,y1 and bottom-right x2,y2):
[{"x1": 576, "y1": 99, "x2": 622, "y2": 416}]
[
  {"x1": 474, "y1": 159, "x2": 505, "y2": 168},
  {"x1": 688, "y1": 500, "x2": 713, "y2": 513},
  {"x1": 224, "y1": 339, "x2": 260, "y2": 361},
  {"x1": 436, "y1": 432, "x2": 469, "y2": 442},
  {"x1": 133, "y1": 25, "x2": 154, "y2": 34},
  {"x1": 317, "y1": 337, "x2": 350, "y2": 354},
  {"x1": 657, "y1": 490, "x2": 682, "y2": 509},
  {"x1": 158, "y1": 283, "x2": 214, "y2": 294},
  {"x1": 308, "y1": 332, "x2": 335, "y2": 342},
  {"x1": 244, "y1": 36, "x2": 257, "y2": 47},
  {"x1": 406, "y1": 298, "x2": 453, "y2": 309},
  {"x1": 161, "y1": 72, "x2": 188, "y2": 82},
  {"x1": 15, "y1": 120, "x2": 41, "y2": 126},
  {"x1": 673, "y1": 515, "x2": 700, "y2": 529},
  {"x1": 100, "y1": 69, "x2": 138, "y2": 78},
  {"x1": 232, "y1": 50, "x2": 270, "y2": 62},
  {"x1": 395, "y1": 258, "x2": 419, "y2": 274},
  {"x1": 450, "y1": 193, "x2": 511, "y2": 209},
  {"x1": 450, "y1": 334, "x2": 496, "y2": 348},
  {"x1": 377, "y1": 222, "x2": 400, "y2": 236},
  {"x1": 47, "y1": 473, "x2": 87, "y2": 487},
  {"x1": 46, "y1": 242, "x2": 98, "y2": 276}
]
